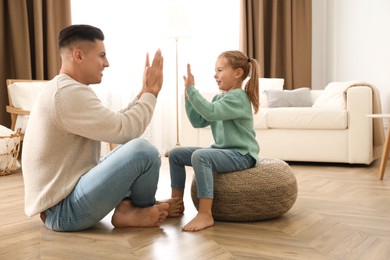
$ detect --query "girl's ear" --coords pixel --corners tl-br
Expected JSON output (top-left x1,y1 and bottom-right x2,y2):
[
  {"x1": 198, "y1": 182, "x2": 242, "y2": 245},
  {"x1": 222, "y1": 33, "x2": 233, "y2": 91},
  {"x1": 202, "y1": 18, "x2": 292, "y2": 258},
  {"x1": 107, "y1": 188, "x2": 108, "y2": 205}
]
[{"x1": 235, "y1": 68, "x2": 244, "y2": 79}]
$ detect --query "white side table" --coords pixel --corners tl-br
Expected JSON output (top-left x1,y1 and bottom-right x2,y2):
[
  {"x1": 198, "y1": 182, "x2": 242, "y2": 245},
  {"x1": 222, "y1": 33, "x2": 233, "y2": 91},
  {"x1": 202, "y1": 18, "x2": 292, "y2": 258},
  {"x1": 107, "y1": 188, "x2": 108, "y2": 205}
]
[{"x1": 367, "y1": 114, "x2": 390, "y2": 180}]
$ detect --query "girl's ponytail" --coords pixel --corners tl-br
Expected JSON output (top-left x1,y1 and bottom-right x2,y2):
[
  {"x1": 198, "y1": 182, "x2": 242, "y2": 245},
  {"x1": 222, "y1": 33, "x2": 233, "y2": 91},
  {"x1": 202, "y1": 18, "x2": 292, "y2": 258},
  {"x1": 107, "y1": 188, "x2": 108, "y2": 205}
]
[{"x1": 245, "y1": 58, "x2": 260, "y2": 114}]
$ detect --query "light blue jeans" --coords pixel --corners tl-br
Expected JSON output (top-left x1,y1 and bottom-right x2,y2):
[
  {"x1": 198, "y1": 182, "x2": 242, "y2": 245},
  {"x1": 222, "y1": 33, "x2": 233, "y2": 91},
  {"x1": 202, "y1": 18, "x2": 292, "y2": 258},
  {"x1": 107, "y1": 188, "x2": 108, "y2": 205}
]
[
  {"x1": 43, "y1": 138, "x2": 161, "y2": 232},
  {"x1": 169, "y1": 147, "x2": 255, "y2": 199}
]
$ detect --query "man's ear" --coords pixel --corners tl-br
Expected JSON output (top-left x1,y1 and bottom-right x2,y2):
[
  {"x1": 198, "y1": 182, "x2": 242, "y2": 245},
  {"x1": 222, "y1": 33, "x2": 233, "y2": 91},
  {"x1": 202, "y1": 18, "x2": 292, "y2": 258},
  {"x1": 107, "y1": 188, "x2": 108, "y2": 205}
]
[{"x1": 73, "y1": 49, "x2": 83, "y2": 63}]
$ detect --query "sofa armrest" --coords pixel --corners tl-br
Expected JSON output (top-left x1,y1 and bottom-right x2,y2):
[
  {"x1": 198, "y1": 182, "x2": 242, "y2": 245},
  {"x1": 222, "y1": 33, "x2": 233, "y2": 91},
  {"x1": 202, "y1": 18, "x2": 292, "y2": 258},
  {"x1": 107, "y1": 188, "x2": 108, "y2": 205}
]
[
  {"x1": 310, "y1": 90, "x2": 323, "y2": 103},
  {"x1": 346, "y1": 86, "x2": 373, "y2": 163}
]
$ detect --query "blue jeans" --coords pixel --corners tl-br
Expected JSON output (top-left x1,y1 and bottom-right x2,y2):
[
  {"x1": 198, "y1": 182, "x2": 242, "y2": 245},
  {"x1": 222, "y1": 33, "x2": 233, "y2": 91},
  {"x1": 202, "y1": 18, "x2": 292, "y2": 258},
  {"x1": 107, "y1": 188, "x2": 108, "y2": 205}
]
[
  {"x1": 169, "y1": 147, "x2": 255, "y2": 199},
  {"x1": 43, "y1": 138, "x2": 161, "y2": 232}
]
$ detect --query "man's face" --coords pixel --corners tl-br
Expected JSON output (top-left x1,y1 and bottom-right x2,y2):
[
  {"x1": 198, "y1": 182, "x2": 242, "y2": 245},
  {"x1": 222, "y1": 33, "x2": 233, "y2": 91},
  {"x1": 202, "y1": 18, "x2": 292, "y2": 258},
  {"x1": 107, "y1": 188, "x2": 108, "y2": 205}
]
[{"x1": 79, "y1": 40, "x2": 109, "y2": 85}]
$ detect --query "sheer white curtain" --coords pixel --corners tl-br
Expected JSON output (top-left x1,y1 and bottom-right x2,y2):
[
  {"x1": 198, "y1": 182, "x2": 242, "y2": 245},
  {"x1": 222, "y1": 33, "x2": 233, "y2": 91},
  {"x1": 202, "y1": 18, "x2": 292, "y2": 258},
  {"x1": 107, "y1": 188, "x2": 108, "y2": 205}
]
[{"x1": 71, "y1": 0, "x2": 240, "y2": 154}]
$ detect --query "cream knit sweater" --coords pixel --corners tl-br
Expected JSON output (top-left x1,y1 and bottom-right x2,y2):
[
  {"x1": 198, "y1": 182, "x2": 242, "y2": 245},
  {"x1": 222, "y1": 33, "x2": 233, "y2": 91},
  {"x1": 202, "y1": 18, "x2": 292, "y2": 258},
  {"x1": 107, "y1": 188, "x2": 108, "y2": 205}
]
[{"x1": 22, "y1": 74, "x2": 157, "y2": 217}]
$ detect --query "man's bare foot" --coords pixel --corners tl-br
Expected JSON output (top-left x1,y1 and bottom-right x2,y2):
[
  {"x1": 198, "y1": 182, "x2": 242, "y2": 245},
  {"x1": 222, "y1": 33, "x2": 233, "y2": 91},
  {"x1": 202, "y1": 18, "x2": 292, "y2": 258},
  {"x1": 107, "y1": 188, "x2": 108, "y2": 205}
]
[
  {"x1": 158, "y1": 197, "x2": 184, "y2": 217},
  {"x1": 111, "y1": 199, "x2": 169, "y2": 228},
  {"x1": 182, "y1": 213, "x2": 214, "y2": 232}
]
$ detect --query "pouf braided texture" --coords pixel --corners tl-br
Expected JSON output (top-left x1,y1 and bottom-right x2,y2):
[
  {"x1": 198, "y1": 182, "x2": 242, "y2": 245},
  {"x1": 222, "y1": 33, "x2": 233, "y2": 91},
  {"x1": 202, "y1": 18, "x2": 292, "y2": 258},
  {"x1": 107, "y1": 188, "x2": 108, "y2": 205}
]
[{"x1": 191, "y1": 157, "x2": 298, "y2": 222}]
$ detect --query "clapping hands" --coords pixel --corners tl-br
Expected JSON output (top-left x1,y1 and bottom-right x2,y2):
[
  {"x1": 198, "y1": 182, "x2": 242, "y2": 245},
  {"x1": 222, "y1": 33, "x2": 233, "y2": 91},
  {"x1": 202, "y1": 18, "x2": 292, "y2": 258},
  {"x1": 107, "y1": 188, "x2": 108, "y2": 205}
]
[
  {"x1": 140, "y1": 49, "x2": 164, "y2": 98},
  {"x1": 183, "y1": 63, "x2": 194, "y2": 89}
]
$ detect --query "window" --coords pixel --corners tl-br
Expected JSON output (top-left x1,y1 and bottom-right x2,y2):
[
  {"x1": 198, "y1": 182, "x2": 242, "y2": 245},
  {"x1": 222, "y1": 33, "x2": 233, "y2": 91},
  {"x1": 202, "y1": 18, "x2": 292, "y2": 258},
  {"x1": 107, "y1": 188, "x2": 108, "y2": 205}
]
[{"x1": 71, "y1": 0, "x2": 240, "y2": 152}]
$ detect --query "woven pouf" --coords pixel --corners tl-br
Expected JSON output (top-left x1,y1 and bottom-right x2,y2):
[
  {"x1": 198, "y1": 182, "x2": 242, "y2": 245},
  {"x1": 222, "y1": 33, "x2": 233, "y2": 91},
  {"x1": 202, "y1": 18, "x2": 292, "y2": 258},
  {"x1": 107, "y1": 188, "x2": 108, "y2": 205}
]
[{"x1": 191, "y1": 157, "x2": 298, "y2": 222}]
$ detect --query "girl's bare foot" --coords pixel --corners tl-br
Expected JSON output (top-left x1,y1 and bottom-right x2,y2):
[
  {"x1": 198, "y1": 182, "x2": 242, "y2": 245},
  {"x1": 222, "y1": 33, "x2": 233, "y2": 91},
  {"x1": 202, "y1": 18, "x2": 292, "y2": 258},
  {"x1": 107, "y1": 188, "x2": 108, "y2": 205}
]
[
  {"x1": 111, "y1": 199, "x2": 169, "y2": 228},
  {"x1": 182, "y1": 213, "x2": 214, "y2": 232},
  {"x1": 158, "y1": 197, "x2": 184, "y2": 217}
]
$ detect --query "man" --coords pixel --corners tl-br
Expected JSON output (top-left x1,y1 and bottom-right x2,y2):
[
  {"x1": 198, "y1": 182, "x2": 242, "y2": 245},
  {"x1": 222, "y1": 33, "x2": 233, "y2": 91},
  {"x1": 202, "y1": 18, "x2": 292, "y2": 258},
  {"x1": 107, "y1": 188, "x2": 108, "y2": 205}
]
[{"x1": 22, "y1": 24, "x2": 174, "y2": 231}]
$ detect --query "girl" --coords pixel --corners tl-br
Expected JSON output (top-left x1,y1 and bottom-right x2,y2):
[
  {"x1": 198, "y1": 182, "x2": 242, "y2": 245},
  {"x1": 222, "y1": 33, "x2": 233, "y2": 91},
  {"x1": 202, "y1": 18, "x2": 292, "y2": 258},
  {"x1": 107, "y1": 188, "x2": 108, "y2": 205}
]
[{"x1": 169, "y1": 50, "x2": 260, "y2": 232}]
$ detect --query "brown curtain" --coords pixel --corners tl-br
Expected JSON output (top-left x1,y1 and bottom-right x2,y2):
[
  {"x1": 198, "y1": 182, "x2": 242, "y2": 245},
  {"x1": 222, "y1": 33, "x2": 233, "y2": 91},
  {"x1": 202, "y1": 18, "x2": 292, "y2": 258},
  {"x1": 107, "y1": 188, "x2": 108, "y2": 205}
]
[
  {"x1": 240, "y1": 0, "x2": 311, "y2": 90},
  {"x1": 0, "y1": 0, "x2": 71, "y2": 127}
]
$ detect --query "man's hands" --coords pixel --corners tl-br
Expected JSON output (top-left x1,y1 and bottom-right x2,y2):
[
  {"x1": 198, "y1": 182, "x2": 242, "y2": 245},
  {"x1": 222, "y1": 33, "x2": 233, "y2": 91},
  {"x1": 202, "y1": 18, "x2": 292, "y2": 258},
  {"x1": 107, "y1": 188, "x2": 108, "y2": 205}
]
[{"x1": 139, "y1": 49, "x2": 164, "y2": 98}]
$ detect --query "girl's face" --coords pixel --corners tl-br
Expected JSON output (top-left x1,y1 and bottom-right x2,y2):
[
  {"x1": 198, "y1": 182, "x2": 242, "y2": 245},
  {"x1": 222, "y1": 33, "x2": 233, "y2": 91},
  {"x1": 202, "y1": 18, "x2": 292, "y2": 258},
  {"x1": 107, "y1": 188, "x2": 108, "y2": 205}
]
[{"x1": 214, "y1": 57, "x2": 242, "y2": 92}]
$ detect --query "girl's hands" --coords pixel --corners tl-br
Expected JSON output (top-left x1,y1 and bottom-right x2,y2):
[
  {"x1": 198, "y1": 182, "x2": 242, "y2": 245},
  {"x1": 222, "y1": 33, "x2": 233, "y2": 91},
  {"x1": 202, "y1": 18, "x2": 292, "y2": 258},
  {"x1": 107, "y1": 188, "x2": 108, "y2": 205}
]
[{"x1": 183, "y1": 63, "x2": 194, "y2": 89}]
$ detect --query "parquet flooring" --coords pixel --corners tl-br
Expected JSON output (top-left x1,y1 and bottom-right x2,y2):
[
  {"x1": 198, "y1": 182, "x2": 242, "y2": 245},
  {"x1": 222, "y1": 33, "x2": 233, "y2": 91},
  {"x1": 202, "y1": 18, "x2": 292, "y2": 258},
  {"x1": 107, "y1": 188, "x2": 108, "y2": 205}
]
[{"x1": 1, "y1": 157, "x2": 390, "y2": 259}]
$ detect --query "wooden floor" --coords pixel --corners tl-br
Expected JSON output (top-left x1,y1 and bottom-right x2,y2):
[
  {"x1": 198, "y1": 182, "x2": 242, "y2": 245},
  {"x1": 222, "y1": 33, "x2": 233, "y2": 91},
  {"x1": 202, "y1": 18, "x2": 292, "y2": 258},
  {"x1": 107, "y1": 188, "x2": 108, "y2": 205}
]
[{"x1": 1, "y1": 157, "x2": 390, "y2": 260}]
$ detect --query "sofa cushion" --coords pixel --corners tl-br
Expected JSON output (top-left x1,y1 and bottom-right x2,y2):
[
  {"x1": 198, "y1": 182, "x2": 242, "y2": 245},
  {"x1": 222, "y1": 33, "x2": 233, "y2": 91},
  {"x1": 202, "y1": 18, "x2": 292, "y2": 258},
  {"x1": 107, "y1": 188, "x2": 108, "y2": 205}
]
[
  {"x1": 257, "y1": 107, "x2": 347, "y2": 130},
  {"x1": 8, "y1": 82, "x2": 46, "y2": 110},
  {"x1": 259, "y1": 78, "x2": 284, "y2": 108},
  {"x1": 8, "y1": 81, "x2": 46, "y2": 133},
  {"x1": 264, "y1": 88, "x2": 312, "y2": 108}
]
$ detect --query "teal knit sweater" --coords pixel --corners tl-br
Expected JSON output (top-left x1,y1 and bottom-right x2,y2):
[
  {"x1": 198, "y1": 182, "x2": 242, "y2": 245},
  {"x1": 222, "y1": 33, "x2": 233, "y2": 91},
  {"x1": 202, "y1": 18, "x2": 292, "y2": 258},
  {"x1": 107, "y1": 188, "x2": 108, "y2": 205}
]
[{"x1": 185, "y1": 86, "x2": 259, "y2": 165}]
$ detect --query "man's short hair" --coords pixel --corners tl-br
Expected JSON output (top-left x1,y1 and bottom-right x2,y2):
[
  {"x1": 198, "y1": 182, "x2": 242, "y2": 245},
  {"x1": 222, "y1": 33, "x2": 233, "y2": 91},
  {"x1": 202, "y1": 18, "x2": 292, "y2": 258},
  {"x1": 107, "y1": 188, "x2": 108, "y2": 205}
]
[{"x1": 58, "y1": 24, "x2": 104, "y2": 49}]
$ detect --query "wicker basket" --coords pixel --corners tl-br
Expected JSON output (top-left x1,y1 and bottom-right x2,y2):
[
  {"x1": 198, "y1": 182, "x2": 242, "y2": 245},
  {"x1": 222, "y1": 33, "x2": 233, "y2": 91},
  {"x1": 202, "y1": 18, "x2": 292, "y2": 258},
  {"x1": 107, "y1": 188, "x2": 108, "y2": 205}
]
[{"x1": 0, "y1": 128, "x2": 21, "y2": 176}]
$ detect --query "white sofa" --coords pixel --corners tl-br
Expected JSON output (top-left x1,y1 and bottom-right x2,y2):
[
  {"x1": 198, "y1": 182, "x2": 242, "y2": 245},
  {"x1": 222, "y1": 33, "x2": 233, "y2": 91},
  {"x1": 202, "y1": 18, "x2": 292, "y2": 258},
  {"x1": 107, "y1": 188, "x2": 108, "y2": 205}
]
[{"x1": 179, "y1": 82, "x2": 384, "y2": 165}]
